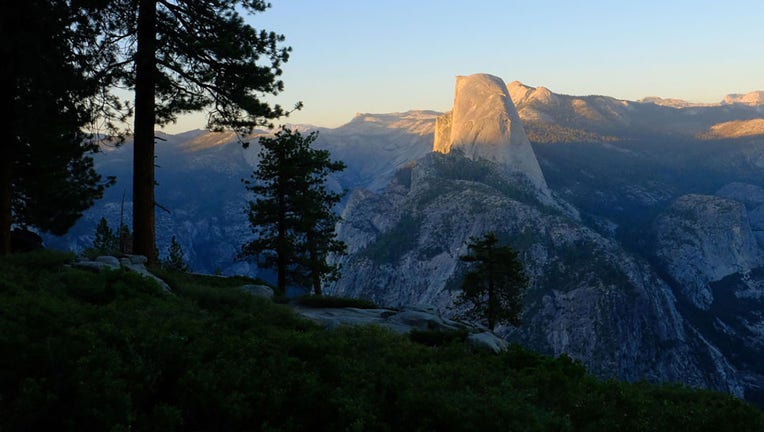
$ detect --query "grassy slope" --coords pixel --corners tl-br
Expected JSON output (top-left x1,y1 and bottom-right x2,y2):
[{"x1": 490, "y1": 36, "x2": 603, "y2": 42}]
[{"x1": 1, "y1": 251, "x2": 762, "y2": 432}]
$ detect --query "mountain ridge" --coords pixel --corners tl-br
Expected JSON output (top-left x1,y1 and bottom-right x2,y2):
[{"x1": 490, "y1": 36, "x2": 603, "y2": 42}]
[{"x1": 46, "y1": 75, "x2": 764, "y2": 407}]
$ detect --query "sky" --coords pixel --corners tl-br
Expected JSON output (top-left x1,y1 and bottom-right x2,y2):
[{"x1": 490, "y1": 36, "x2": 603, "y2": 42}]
[{"x1": 162, "y1": 0, "x2": 764, "y2": 133}]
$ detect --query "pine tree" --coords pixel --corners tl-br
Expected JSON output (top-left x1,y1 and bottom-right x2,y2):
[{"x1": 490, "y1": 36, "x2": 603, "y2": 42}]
[
  {"x1": 293, "y1": 150, "x2": 347, "y2": 295},
  {"x1": 0, "y1": 0, "x2": 118, "y2": 254},
  {"x1": 162, "y1": 235, "x2": 188, "y2": 272},
  {"x1": 241, "y1": 127, "x2": 346, "y2": 295},
  {"x1": 457, "y1": 232, "x2": 528, "y2": 330},
  {"x1": 92, "y1": 0, "x2": 295, "y2": 263},
  {"x1": 93, "y1": 217, "x2": 118, "y2": 253}
]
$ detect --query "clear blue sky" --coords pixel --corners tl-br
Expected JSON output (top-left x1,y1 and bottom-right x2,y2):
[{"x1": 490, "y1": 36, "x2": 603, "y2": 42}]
[{"x1": 163, "y1": 0, "x2": 764, "y2": 133}]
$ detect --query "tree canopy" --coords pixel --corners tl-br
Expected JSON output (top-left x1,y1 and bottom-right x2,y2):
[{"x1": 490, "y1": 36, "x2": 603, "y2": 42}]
[
  {"x1": 241, "y1": 127, "x2": 346, "y2": 295},
  {"x1": 94, "y1": 0, "x2": 295, "y2": 262},
  {"x1": 458, "y1": 232, "x2": 528, "y2": 330},
  {"x1": 0, "y1": 0, "x2": 116, "y2": 254}
]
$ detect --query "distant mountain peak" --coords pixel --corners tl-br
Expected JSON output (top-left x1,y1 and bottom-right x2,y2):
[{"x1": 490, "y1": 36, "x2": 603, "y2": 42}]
[
  {"x1": 433, "y1": 74, "x2": 549, "y2": 192},
  {"x1": 637, "y1": 96, "x2": 713, "y2": 109},
  {"x1": 723, "y1": 91, "x2": 764, "y2": 106},
  {"x1": 507, "y1": 81, "x2": 559, "y2": 107}
]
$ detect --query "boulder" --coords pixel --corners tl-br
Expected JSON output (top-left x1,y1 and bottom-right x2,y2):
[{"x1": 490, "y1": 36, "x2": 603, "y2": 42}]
[
  {"x1": 467, "y1": 332, "x2": 509, "y2": 353},
  {"x1": 240, "y1": 284, "x2": 274, "y2": 299},
  {"x1": 73, "y1": 255, "x2": 171, "y2": 292},
  {"x1": 387, "y1": 309, "x2": 464, "y2": 332},
  {"x1": 71, "y1": 260, "x2": 114, "y2": 272},
  {"x1": 293, "y1": 304, "x2": 508, "y2": 353},
  {"x1": 96, "y1": 255, "x2": 121, "y2": 268}
]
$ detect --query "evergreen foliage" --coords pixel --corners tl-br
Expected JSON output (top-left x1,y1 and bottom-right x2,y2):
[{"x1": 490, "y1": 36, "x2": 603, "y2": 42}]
[
  {"x1": 162, "y1": 235, "x2": 189, "y2": 272},
  {"x1": 91, "y1": 0, "x2": 296, "y2": 262},
  {"x1": 2, "y1": 251, "x2": 763, "y2": 431},
  {"x1": 458, "y1": 232, "x2": 528, "y2": 330},
  {"x1": 0, "y1": 0, "x2": 118, "y2": 254},
  {"x1": 85, "y1": 217, "x2": 119, "y2": 257},
  {"x1": 241, "y1": 127, "x2": 346, "y2": 295}
]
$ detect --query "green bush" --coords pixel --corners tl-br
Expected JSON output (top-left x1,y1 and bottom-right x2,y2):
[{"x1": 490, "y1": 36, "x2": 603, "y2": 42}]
[
  {"x1": 2, "y1": 251, "x2": 763, "y2": 431},
  {"x1": 409, "y1": 328, "x2": 469, "y2": 347}
]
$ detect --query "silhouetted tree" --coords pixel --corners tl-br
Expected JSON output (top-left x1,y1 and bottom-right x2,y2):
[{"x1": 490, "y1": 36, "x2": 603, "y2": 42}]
[
  {"x1": 457, "y1": 232, "x2": 527, "y2": 330},
  {"x1": 90, "y1": 217, "x2": 119, "y2": 255},
  {"x1": 95, "y1": 0, "x2": 295, "y2": 263},
  {"x1": 0, "y1": 0, "x2": 117, "y2": 254},
  {"x1": 241, "y1": 128, "x2": 345, "y2": 295},
  {"x1": 293, "y1": 141, "x2": 347, "y2": 295},
  {"x1": 162, "y1": 235, "x2": 188, "y2": 272}
]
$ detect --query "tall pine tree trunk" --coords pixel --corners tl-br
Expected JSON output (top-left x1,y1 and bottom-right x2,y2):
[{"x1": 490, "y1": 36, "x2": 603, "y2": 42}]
[{"x1": 132, "y1": 0, "x2": 157, "y2": 263}]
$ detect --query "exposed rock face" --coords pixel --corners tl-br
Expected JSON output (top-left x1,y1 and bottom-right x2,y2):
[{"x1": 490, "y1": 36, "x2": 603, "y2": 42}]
[
  {"x1": 329, "y1": 153, "x2": 742, "y2": 396},
  {"x1": 239, "y1": 284, "x2": 275, "y2": 299},
  {"x1": 320, "y1": 110, "x2": 438, "y2": 191},
  {"x1": 46, "y1": 77, "x2": 764, "y2": 406},
  {"x1": 71, "y1": 255, "x2": 172, "y2": 292},
  {"x1": 723, "y1": 91, "x2": 764, "y2": 106},
  {"x1": 715, "y1": 183, "x2": 764, "y2": 248},
  {"x1": 293, "y1": 303, "x2": 508, "y2": 352},
  {"x1": 433, "y1": 74, "x2": 548, "y2": 192},
  {"x1": 654, "y1": 194, "x2": 764, "y2": 310}
]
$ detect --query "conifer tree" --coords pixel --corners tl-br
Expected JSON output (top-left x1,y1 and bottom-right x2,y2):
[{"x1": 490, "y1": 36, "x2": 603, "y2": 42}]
[
  {"x1": 92, "y1": 217, "x2": 118, "y2": 254},
  {"x1": 241, "y1": 128, "x2": 346, "y2": 295},
  {"x1": 0, "y1": 0, "x2": 118, "y2": 254},
  {"x1": 162, "y1": 235, "x2": 188, "y2": 272},
  {"x1": 457, "y1": 232, "x2": 528, "y2": 330},
  {"x1": 293, "y1": 144, "x2": 347, "y2": 295},
  {"x1": 93, "y1": 0, "x2": 295, "y2": 263}
]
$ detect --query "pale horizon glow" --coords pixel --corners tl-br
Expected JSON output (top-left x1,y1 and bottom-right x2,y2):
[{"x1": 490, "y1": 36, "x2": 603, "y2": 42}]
[{"x1": 161, "y1": 0, "x2": 764, "y2": 134}]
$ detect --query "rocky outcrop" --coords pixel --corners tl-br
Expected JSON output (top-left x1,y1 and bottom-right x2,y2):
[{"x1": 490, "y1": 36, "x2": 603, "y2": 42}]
[
  {"x1": 433, "y1": 74, "x2": 548, "y2": 193},
  {"x1": 239, "y1": 284, "x2": 275, "y2": 299},
  {"x1": 716, "y1": 183, "x2": 764, "y2": 248},
  {"x1": 293, "y1": 303, "x2": 507, "y2": 353},
  {"x1": 723, "y1": 91, "x2": 764, "y2": 106},
  {"x1": 71, "y1": 255, "x2": 172, "y2": 292},
  {"x1": 654, "y1": 194, "x2": 764, "y2": 310},
  {"x1": 329, "y1": 153, "x2": 743, "y2": 395}
]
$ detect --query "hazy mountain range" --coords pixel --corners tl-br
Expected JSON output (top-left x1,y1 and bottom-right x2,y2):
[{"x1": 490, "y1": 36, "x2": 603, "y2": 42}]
[{"x1": 47, "y1": 75, "x2": 764, "y2": 407}]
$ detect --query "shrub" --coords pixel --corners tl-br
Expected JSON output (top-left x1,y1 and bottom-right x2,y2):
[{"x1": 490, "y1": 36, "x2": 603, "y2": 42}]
[
  {"x1": 409, "y1": 328, "x2": 469, "y2": 347},
  {"x1": 2, "y1": 254, "x2": 763, "y2": 431}
]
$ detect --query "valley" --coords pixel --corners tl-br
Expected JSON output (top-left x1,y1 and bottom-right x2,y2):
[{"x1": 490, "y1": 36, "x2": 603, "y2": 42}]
[{"x1": 47, "y1": 74, "x2": 764, "y2": 407}]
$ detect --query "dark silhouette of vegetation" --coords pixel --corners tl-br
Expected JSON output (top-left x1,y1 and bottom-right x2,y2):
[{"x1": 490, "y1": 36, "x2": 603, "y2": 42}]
[
  {"x1": 0, "y1": 0, "x2": 118, "y2": 255},
  {"x1": 241, "y1": 128, "x2": 346, "y2": 295},
  {"x1": 92, "y1": 0, "x2": 296, "y2": 263},
  {"x1": 458, "y1": 232, "x2": 528, "y2": 330},
  {"x1": 85, "y1": 217, "x2": 119, "y2": 257},
  {"x1": 2, "y1": 250, "x2": 763, "y2": 431},
  {"x1": 162, "y1": 235, "x2": 188, "y2": 272},
  {"x1": 84, "y1": 217, "x2": 132, "y2": 258}
]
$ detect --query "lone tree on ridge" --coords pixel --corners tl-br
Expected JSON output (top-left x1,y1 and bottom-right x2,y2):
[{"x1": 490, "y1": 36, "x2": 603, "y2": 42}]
[
  {"x1": 457, "y1": 232, "x2": 528, "y2": 330},
  {"x1": 241, "y1": 127, "x2": 346, "y2": 295}
]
